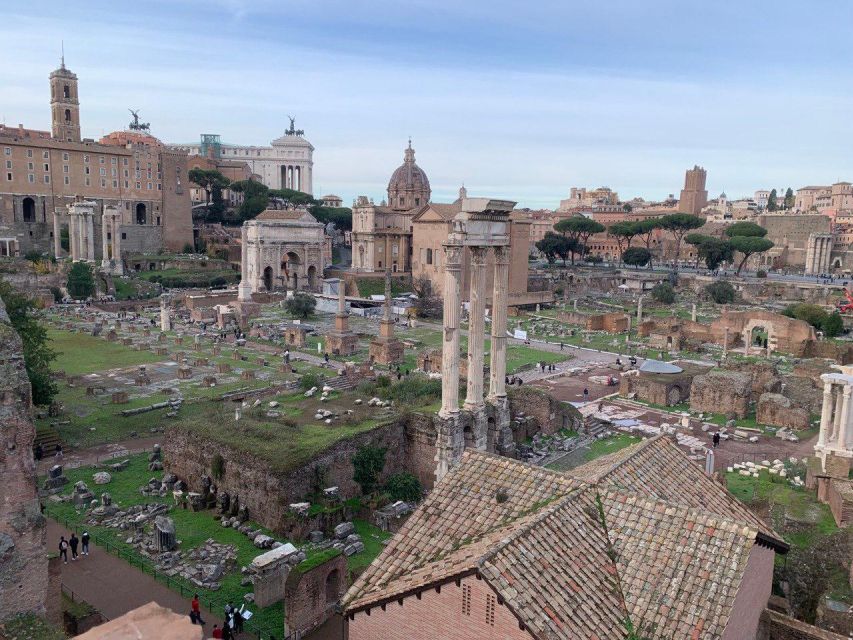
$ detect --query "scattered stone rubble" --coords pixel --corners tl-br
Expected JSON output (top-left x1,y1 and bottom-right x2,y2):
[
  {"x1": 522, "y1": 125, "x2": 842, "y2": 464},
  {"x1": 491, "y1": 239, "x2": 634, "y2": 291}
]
[{"x1": 726, "y1": 458, "x2": 806, "y2": 488}]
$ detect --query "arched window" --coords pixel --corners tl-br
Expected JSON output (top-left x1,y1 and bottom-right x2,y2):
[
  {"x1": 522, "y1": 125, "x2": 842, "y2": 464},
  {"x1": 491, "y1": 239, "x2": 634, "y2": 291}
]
[
  {"x1": 325, "y1": 569, "x2": 340, "y2": 604},
  {"x1": 22, "y1": 197, "x2": 36, "y2": 223},
  {"x1": 63, "y1": 85, "x2": 70, "y2": 99},
  {"x1": 135, "y1": 203, "x2": 147, "y2": 225},
  {"x1": 64, "y1": 109, "x2": 71, "y2": 123}
]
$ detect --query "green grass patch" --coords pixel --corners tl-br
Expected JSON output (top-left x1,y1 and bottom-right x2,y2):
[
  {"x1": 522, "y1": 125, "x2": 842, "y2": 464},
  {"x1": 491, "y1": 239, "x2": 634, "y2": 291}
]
[
  {"x1": 584, "y1": 434, "x2": 641, "y2": 462},
  {"x1": 48, "y1": 329, "x2": 163, "y2": 376},
  {"x1": 0, "y1": 613, "x2": 66, "y2": 640}
]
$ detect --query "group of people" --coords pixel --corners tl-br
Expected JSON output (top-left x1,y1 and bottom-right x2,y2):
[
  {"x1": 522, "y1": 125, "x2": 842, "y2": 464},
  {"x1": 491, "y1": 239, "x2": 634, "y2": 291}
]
[
  {"x1": 190, "y1": 596, "x2": 246, "y2": 637},
  {"x1": 58, "y1": 532, "x2": 90, "y2": 564},
  {"x1": 538, "y1": 362, "x2": 558, "y2": 373}
]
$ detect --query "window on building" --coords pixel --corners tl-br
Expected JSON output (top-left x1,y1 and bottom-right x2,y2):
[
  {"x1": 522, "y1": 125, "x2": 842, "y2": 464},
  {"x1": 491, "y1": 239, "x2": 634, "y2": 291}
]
[
  {"x1": 101, "y1": 179, "x2": 106, "y2": 187},
  {"x1": 3, "y1": 148, "x2": 10, "y2": 156},
  {"x1": 99, "y1": 168, "x2": 106, "y2": 176},
  {"x1": 63, "y1": 165, "x2": 68, "y2": 173},
  {"x1": 112, "y1": 180, "x2": 118, "y2": 188},
  {"x1": 64, "y1": 109, "x2": 71, "y2": 123},
  {"x1": 85, "y1": 178, "x2": 90, "y2": 186},
  {"x1": 43, "y1": 151, "x2": 49, "y2": 159},
  {"x1": 64, "y1": 176, "x2": 69, "y2": 185},
  {"x1": 63, "y1": 152, "x2": 69, "y2": 161},
  {"x1": 63, "y1": 84, "x2": 70, "y2": 98},
  {"x1": 426, "y1": 248, "x2": 433, "y2": 264},
  {"x1": 111, "y1": 157, "x2": 116, "y2": 165},
  {"x1": 43, "y1": 163, "x2": 49, "y2": 171},
  {"x1": 147, "y1": 182, "x2": 152, "y2": 190},
  {"x1": 28, "y1": 174, "x2": 34, "y2": 183},
  {"x1": 4, "y1": 161, "x2": 10, "y2": 169},
  {"x1": 44, "y1": 175, "x2": 50, "y2": 184},
  {"x1": 6, "y1": 173, "x2": 11, "y2": 181},
  {"x1": 26, "y1": 149, "x2": 33, "y2": 158},
  {"x1": 461, "y1": 584, "x2": 471, "y2": 616},
  {"x1": 99, "y1": 156, "x2": 104, "y2": 164},
  {"x1": 136, "y1": 182, "x2": 141, "y2": 189},
  {"x1": 27, "y1": 162, "x2": 33, "y2": 171},
  {"x1": 85, "y1": 166, "x2": 90, "y2": 175}
]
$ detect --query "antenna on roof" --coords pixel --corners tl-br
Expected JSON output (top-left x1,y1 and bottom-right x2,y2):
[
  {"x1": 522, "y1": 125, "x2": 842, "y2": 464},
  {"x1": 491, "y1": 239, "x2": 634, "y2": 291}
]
[{"x1": 61, "y1": 40, "x2": 65, "y2": 69}]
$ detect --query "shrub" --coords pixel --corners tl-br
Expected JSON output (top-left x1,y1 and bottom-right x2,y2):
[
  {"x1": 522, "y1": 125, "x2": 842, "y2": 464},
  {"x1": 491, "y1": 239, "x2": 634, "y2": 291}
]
[
  {"x1": 182, "y1": 243, "x2": 195, "y2": 254},
  {"x1": 374, "y1": 375, "x2": 391, "y2": 388},
  {"x1": 351, "y1": 445, "x2": 387, "y2": 495},
  {"x1": 822, "y1": 311, "x2": 844, "y2": 337},
  {"x1": 210, "y1": 276, "x2": 227, "y2": 287},
  {"x1": 66, "y1": 262, "x2": 95, "y2": 299},
  {"x1": 622, "y1": 247, "x2": 651, "y2": 268},
  {"x1": 299, "y1": 372, "x2": 322, "y2": 390},
  {"x1": 24, "y1": 250, "x2": 43, "y2": 262},
  {"x1": 650, "y1": 283, "x2": 675, "y2": 304},
  {"x1": 783, "y1": 303, "x2": 828, "y2": 329},
  {"x1": 384, "y1": 472, "x2": 423, "y2": 503},
  {"x1": 383, "y1": 376, "x2": 442, "y2": 406},
  {"x1": 756, "y1": 269, "x2": 767, "y2": 278},
  {"x1": 285, "y1": 292, "x2": 316, "y2": 319},
  {"x1": 704, "y1": 281, "x2": 736, "y2": 304}
]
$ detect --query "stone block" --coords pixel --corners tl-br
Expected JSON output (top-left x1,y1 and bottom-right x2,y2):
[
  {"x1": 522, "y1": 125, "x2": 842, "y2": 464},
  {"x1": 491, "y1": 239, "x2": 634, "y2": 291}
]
[{"x1": 756, "y1": 393, "x2": 810, "y2": 431}]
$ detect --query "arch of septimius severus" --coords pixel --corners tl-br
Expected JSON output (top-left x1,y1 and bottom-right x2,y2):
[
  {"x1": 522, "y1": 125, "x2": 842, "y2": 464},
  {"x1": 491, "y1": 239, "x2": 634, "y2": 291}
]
[{"x1": 435, "y1": 197, "x2": 516, "y2": 480}]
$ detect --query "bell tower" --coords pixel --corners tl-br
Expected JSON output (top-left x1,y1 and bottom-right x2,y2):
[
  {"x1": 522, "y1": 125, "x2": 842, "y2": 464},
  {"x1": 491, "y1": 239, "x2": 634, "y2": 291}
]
[{"x1": 49, "y1": 52, "x2": 81, "y2": 142}]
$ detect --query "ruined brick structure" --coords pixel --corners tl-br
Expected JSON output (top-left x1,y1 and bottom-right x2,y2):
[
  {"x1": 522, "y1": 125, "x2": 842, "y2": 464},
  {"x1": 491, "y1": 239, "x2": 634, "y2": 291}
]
[
  {"x1": 690, "y1": 370, "x2": 752, "y2": 418},
  {"x1": 756, "y1": 393, "x2": 810, "y2": 431},
  {"x1": 284, "y1": 552, "x2": 348, "y2": 636},
  {"x1": 619, "y1": 363, "x2": 711, "y2": 407},
  {"x1": 556, "y1": 310, "x2": 629, "y2": 333},
  {"x1": 0, "y1": 296, "x2": 48, "y2": 620}
]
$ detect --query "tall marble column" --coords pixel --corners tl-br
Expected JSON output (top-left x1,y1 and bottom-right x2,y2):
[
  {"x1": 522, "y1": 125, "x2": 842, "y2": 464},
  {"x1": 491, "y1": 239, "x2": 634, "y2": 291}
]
[
  {"x1": 488, "y1": 246, "x2": 510, "y2": 400},
  {"x1": 838, "y1": 386, "x2": 852, "y2": 450},
  {"x1": 440, "y1": 243, "x2": 463, "y2": 418},
  {"x1": 818, "y1": 383, "x2": 834, "y2": 448},
  {"x1": 53, "y1": 209, "x2": 62, "y2": 258},
  {"x1": 238, "y1": 224, "x2": 251, "y2": 301},
  {"x1": 101, "y1": 211, "x2": 111, "y2": 266},
  {"x1": 69, "y1": 213, "x2": 79, "y2": 261},
  {"x1": 464, "y1": 247, "x2": 488, "y2": 410},
  {"x1": 86, "y1": 212, "x2": 95, "y2": 262}
]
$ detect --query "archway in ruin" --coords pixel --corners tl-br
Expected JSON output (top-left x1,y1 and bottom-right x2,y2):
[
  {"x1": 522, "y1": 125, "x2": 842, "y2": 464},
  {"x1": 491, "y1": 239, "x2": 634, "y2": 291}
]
[{"x1": 263, "y1": 266, "x2": 273, "y2": 291}]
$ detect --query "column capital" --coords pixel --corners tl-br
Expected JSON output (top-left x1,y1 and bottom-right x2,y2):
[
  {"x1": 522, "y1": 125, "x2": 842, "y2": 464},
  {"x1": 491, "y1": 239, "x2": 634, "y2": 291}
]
[
  {"x1": 470, "y1": 245, "x2": 489, "y2": 265},
  {"x1": 493, "y1": 244, "x2": 510, "y2": 264}
]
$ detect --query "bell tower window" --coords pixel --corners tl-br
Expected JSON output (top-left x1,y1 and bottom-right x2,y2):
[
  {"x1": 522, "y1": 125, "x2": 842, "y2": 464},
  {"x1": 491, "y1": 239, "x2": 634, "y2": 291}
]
[{"x1": 63, "y1": 84, "x2": 70, "y2": 99}]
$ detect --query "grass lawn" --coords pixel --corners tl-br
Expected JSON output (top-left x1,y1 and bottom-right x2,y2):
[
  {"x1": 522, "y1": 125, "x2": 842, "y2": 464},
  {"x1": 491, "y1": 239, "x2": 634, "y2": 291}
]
[
  {"x1": 44, "y1": 453, "x2": 389, "y2": 635},
  {"x1": 49, "y1": 328, "x2": 164, "y2": 376},
  {"x1": 584, "y1": 434, "x2": 641, "y2": 462},
  {"x1": 0, "y1": 614, "x2": 65, "y2": 640}
]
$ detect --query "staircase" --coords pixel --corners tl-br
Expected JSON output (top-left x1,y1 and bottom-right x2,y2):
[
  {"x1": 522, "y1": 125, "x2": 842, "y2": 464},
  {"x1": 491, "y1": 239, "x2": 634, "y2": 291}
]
[
  {"x1": 584, "y1": 416, "x2": 611, "y2": 439},
  {"x1": 34, "y1": 425, "x2": 62, "y2": 453}
]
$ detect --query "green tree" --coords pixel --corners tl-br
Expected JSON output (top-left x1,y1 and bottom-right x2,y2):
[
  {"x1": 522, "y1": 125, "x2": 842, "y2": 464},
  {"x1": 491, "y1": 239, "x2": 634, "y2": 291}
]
[
  {"x1": 188, "y1": 168, "x2": 231, "y2": 218},
  {"x1": 704, "y1": 281, "x2": 736, "y2": 304},
  {"x1": 66, "y1": 262, "x2": 95, "y2": 299},
  {"x1": 554, "y1": 216, "x2": 605, "y2": 262},
  {"x1": 699, "y1": 237, "x2": 734, "y2": 271},
  {"x1": 784, "y1": 187, "x2": 795, "y2": 209},
  {"x1": 0, "y1": 280, "x2": 57, "y2": 405},
  {"x1": 728, "y1": 236, "x2": 774, "y2": 274},
  {"x1": 659, "y1": 213, "x2": 705, "y2": 267},
  {"x1": 822, "y1": 311, "x2": 844, "y2": 337},
  {"x1": 284, "y1": 292, "x2": 316, "y2": 319},
  {"x1": 725, "y1": 221, "x2": 767, "y2": 238},
  {"x1": 608, "y1": 221, "x2": 640, "y2": 263},
  {"x1": 782, "y1": 303, "x2": 829, "y2": 329},
  {"x1": 622, "y1": 247, "x2": 651, "y2": 269},
  {"x1": 685, "y1": 233, "x2": 711, "y2": 269},
  {"x1": 650, "y1": 282, "x2": 675, "y2": 303},
  {"x1": 536, "y1": 231, "x2": 575, "y2": 266},
  {"x1": 384, "y1": 472, "x2": 423, "y2": 503},
  {"x1": 634, "y1": 218, "x2": 662, "y2": 268},
  {"x1": 767, "y1": 188, "x2": 778, "y2": 211},
  {"x1": 351, "y1": 445, "x2": 387, "y2": 495},
  {"x1": 230, "y1": 179, "x2": 270, "y2": 220}
]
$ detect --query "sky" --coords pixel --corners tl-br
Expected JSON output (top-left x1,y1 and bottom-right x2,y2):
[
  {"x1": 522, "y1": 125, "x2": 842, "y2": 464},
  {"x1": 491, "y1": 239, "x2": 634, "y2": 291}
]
[{"x1": 2, "y1": 1, "x2": 853, "y2": 208}]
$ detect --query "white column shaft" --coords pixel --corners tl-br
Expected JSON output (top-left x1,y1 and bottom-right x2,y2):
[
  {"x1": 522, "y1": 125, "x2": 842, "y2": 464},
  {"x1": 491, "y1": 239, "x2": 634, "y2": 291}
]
[
  {"x1": 488, "y1": 246, "x2": 510, "y2": 399},
  {"x1": 464, "y1": 247, "x2": 488, "y2": 409},
  {"x1": 440, "y1": 244, "x2": 462, "y2": 417}
]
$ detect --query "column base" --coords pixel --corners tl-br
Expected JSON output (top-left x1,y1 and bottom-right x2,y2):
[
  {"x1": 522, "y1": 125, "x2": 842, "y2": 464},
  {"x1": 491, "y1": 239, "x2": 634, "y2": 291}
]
[
  {"x1": 434, "y1": 412, "x2": 465, "y2": 482},
  {"x1": 487, "y1": 395, "x2": 514, "y2": 457}
]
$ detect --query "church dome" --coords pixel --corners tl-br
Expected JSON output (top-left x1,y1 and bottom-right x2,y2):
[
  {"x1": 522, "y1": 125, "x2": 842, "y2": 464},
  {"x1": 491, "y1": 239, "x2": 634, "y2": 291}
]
[{"x1": 387, "y1": 140, "x2": 431, "y2": 211}]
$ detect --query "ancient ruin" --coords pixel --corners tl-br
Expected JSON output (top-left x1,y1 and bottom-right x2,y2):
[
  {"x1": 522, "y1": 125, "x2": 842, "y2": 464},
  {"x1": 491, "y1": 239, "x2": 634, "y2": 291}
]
[{"x1": 368, "y1": 271, "x2": 404, "y2": 365}]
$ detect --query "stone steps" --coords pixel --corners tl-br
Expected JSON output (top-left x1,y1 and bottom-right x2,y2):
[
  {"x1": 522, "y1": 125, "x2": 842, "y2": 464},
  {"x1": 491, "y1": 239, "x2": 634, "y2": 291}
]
[{"x1": 34, "y1": 426, "x2": 62, "y2": 452}]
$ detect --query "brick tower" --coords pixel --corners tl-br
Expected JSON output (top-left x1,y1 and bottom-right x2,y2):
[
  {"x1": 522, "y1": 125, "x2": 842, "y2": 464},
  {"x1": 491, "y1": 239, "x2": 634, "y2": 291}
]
[
  {"x1": 49, "y1": 52, "x2": 81, "y2": 143},
  {"x1": 677, "y1": 165, "x2": 708, "y2": 216}
]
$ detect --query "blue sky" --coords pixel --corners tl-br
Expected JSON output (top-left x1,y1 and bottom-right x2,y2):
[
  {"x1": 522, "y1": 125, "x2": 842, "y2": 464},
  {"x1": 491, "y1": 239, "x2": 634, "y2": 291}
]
[{"x1": 2, "y1": 0, "x2": 853, "y2": 208}]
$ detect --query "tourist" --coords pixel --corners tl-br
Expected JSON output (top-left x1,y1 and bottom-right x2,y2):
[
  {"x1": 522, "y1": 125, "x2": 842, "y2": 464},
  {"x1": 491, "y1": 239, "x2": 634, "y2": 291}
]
[
  {"x1": 224, "y1": 602, "x2": 233, "y2": 618},
  {"x1": 191, "y1": 594, "x2": 205, "y2": 625},
  {"x1": 233, "y1": 608, "x2": 244, "y2": 634},
  {"x1": 34, "y1": 443, "x2": 43, "y2": 461},
  {"x1": 189, "y1": 610, "x2": 199, "y2": 625},
  {"x1": 54, "y1": 444, "x2": 63, "y2": 461},
  {"x1": 284, "y1": 349, "x2": 290, "y2": 363},
  {"x1": 69, "y1": 533, "x2": 79, "y2": 560},
  {"x1": 212, "y1": 624, "x2": 223, "y2": 639},
  {"x1": 712, "y1": 432, "x2": 720, "y2": 448},
  {"x1": 58, "y1": 536, "x2": 69, "y2": 564},
  {"x1": 221, "y1": 621, "x2": 232, "y2": 640},
  {"x1": 81, "y1": 531, "x2": 90, "y2": 556},
  {"x1": 560, "y1": 341, "x2": 564, "y2": 351},
  {"x1": 583, "y1": 388, "x2": 589, "y2": 402},
  {"x1": 324, "y1": 352, "x2": 330, "y2": 363}
]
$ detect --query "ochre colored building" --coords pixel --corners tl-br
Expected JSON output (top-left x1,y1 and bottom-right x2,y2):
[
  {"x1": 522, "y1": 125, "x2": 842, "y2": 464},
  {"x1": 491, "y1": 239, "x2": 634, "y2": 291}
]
[{"x1": 0, "y1": 60, "x2": 192, "y2": 257}]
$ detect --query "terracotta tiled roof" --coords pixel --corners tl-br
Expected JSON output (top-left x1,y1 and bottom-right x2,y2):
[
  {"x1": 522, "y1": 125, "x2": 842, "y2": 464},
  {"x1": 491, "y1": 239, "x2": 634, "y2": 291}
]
[
  {"x1": 566, "y1": 436, "x2": 783, "y2": 543},
  {"x1": 602, "y1": 488, "x2": 757, "y2": 638},
  {"x1": 342, "y1": 450, "x2": 581, "y2": 611},
  {"x1": 254, "y1": 209, "x2": 318, "y2": 223},
  {"x1": 344, "y1": 437, "x2": 783, "y2": 638}
]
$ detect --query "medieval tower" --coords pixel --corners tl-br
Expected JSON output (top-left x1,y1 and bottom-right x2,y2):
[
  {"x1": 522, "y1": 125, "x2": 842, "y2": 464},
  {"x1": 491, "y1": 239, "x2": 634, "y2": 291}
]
[{"x1": 49, "y1": 56, "x2": 81, "y2": 142}]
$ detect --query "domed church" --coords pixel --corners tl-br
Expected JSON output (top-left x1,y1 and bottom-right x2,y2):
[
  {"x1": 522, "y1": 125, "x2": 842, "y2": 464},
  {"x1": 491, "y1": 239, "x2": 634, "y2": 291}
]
[{"x1": 387, "y1": 140, "x2": 431, "y2": 211}]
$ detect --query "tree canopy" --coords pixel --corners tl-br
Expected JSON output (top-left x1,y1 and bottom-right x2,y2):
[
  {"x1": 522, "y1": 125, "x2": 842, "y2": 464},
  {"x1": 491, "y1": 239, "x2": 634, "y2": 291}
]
[
  {"x1": 66, "y1": 262, "x2": 95, "y2": 299},
  {"x1": 784, "y1": 188, "x2": 795, "y2": 209},
  {"x1": 704, "y1": 281, "x2": 736, "y2": 304},
  {"x1": 728, "y1": 235, "x2": 774, "y2": 274},
  {"x1": 659, "y1": 213, "x2": 705, "y2": 265},
  {"x1": 725, "y1": 221, "x2": 767, "y2": 238},
  {"x1": 554, "y1": 216, "x2": 605, "y2": 259},
  {"x1": 608, "y1": 220, "x2": 640, "y2": 261},
  {"x1": 285, "y1": 292, "x2": 317, "y2": 319},
  {"x1": 536, "y1": 231, "x2": 577, "y2": 265},
  {"x1": 767, "y1": 189, "x2": 778, "y2": 211},
  {"x1": 622, "y1": 247, "x2": 651, "y2": 269},
  {"x1": 188, "y1": 168, "x2": 231, "y2": 220}
]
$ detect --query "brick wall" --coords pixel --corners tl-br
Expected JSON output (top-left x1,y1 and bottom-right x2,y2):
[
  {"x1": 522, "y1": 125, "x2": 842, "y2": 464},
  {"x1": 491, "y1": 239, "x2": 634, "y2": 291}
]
[
  {"x1": 826, "y1": 479, "x2": 853, "y2": 527},
  {"x1": 348, "y1": 575, "x2": 532, "y2": 640},
  {"x1": 721, "y1": 544, "x2": 774, "y2": 640},
  {"x1": 757, "y1": 609, "x2": 848, "y2": 640},
  {"x1": 285, "y1": 553, "x2": 347, "y2": 636},
  {"x1": 507, "y1": 386, "x2": 582, "y2": 437},
  {"x1": 163, "y1": 420, "x2": 409, "y2": 534},
  {"x1": 0, "y1": 296, "x2": 48, "y2": 620}
]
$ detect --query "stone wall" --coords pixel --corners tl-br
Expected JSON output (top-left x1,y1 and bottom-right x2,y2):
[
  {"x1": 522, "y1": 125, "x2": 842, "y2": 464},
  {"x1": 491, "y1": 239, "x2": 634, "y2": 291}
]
[
  {"x1": 404, "y1": 412, "x2": 439, "y2": 491},
  {"x1": 619, "y1": 369, "x2": 701, "y2": 406},
  {"x1": 827, "y1": 479, "x2": 853, "y2": 528},
  {"x1": 163, "y1": 420, "x2": 409, "y2": 534},
  {"x1": 758, "y1": 609, "x2": 848, "y2": 640},
  {"x1": 284, "y1": 552, "x2": 348, "y2": 636},
  {"x1": 558, "y1": 310, "x2": 628, "y2": 333},
  {"x1": 723, "y1": 360, "x2": 781, "y2": 395},
  {"x1": 690, "y1": 370, "x2": 752, "y2": 418},
  {"x1": 507, "y1": 386, "x2": 583, "y2": 437},
  {"x1": 756, "y1": 393, "x2": 811, "y2": 431},
  {"x1": 784, "y1": 376, "x2": 823, "y2": 416},
  {"x1": 0, "y1": 295, "x2": 48, "y2": 621}
]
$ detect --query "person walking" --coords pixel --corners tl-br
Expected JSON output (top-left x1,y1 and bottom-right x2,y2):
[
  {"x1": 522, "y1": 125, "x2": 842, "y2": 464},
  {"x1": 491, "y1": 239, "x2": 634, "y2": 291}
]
[
  {"x1": 58, "y1": 536, "x2": 69, "y2": 564},
  {"x1": 233, "y1": 608, "x2": 244, "y2": 634},
  {"x1": 221, "y1": 621, "x2": 232, "y2": 640},
  {"x1": 34, "y1": 443, "x2": 43, "y2": 461},
  {"x1": 583, "y1": 387, "x2": 590, "y2": 402},
  {"x1": 191, "y1": 594, "x2": 205, "y2": 625},
  {"x1": 69, "y1": 533, "x2": 79, "y2": 561},
  {"x1": 712, "y1": 432, "x2": 720, "y2": 448},
  {"x1": 54, "y1": 444, "x2": 63, "y2": 461},
  {"x1": 81, "y1": 531, "x2": 90, "y2": 556}
]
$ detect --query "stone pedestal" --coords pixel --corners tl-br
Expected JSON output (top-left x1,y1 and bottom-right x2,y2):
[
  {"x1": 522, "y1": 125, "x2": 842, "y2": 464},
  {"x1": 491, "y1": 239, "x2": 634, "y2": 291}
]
[
  {"x1": 369, "y1": 323, "x2": 404, "y2": 365},
  {"x1": 434, "y1": 413, "x2": 466, "y2": 482}
]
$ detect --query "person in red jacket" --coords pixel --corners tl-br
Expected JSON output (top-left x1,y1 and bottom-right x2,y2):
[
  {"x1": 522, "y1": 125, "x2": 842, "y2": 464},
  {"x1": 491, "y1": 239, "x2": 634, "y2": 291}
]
[
  {"x1": 211, "y1": 624, "x2": 223, "y2": 638},
  {"x1": 191, "y1": 594, "x2": 205, "y2": 625}
]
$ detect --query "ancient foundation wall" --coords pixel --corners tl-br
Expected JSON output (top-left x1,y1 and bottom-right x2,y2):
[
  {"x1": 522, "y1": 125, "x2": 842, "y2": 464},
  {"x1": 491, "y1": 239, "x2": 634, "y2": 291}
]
[
  {"x1": 0, "y1": 296, "x2": 48, "y2": 620},
  {"x1": 827, "y1": 480, "x2": 853, "y2": 528},
  {"x1": 163, "y1": 420, "x2": 409, "y2": 533},
  {"x1": 284, "y1": 553, "x2": 348, "y2": 636},
  {"x1": 690, "y1": 370, "x2": 752, "y2": 418},
  {"x1": 405, "y1": 412, "x2": 439, "y2": 491},
  {"x1": 508, "y1": 386, "x2": 583, "y2": 437},
  {"x1": 758, "y1": 608, "x2": 848, "y2": 640}
]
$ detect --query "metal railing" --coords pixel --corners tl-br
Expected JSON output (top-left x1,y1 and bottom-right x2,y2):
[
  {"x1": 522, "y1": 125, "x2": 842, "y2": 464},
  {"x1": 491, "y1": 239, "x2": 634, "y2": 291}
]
[{"x1": 47, "y1": 508, "x2": 284, "y2": 639}]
